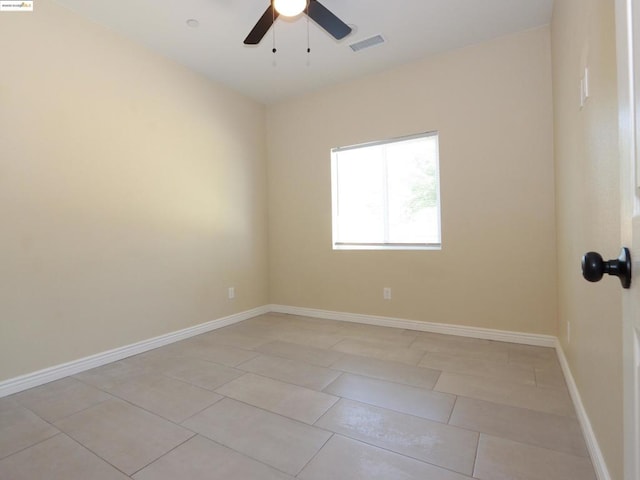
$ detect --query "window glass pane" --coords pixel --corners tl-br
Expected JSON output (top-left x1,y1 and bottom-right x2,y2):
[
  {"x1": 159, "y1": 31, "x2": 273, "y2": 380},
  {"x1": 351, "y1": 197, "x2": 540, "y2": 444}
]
[
  {"x1": 332, "y1": 132, "x2": 441, "y2": 250},
  {"x1": 386, "y1": 136, "x2": 440, "y2": 244},
  {"x1": 335, "y1": 147, "x2": 384, "y2": 243}
]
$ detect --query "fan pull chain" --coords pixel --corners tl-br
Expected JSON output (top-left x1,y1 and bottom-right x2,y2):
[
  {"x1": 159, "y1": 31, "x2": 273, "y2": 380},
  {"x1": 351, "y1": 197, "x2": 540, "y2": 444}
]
[
  {"x1": 306, "y1": 2, "x2": 311, "y2": 66},
  {"x1": 272, "y1": 4, "x2": 277, "y2": 67},
  {"x1": 272, "y1": 4, "x2": 277, "y2": 53}
]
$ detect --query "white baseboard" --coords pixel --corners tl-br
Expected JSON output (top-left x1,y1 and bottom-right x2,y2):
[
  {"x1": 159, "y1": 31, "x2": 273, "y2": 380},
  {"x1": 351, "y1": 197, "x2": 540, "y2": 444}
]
[
  {"x1": 269, "y1": 304, "x2": 556, "y2": 347},
  {"x1": 555, "y1": 339, "x2": 611, "y2": 480},
  {"x1": 0, "y1": 306, "x2": 269, "y2": 398}
]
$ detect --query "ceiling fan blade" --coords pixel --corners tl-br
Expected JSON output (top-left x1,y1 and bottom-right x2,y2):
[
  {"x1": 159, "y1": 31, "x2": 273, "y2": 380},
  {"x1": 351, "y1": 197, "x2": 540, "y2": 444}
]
[
  {"x1": 244, "y1": 5, "x2": 279, "y2": 45},
  {"x1": 307, "y1": 0, "x2": 352, "y2": 40}
]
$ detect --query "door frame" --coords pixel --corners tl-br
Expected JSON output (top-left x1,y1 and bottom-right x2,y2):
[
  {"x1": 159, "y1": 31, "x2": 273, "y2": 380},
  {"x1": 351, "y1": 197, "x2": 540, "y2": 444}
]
[{"x1": 615, "y1": 0, "x2": 640, "y2": 479}]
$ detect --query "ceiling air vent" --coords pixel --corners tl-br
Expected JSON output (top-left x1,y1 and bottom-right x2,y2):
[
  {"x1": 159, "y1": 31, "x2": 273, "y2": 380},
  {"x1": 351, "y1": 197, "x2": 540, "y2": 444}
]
[{"x1": 349, "y1": 34, "x2": 385, "y2": 52}]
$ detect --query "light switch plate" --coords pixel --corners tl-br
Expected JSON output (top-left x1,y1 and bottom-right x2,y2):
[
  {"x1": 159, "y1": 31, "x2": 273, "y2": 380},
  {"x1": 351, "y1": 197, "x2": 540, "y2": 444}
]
[{"x1": 580, "y1": 67, "x2": 590, "y2": 109}]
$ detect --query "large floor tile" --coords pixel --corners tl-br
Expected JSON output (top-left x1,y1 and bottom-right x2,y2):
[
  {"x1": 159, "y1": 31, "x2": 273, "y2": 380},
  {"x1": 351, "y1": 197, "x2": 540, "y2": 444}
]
[
  {"x1": 315, "y1": 399, "x2": 478, "y2": 476},
  {"x1": 270, "y1": 329, "x2": 344, "y2": 349},
  {"x1": 182, "y1": 398, "x2": 331, "y2": 475},
  {"x1": 332, "y1": 353, "x2": 441, "y2": 389},
  {"x1": 256, "y1": 340, "x2": 343, "y2": 367},
  {"x1": 108, "y1": 373, "x2": 222, "y2": 423},
  {"x1": 220, "y1": 322, "x2": 284, "y2": 340},
  {"x1": 324, "y1": 373, "x2": 455, "y2": 422},
  {"x1": 341, "y1": 330, "x2": 417, "y2": 348},
  {"x1": 279, "y1": 315, "x2": 345, "y2": 335},
  {"x1": 435, "y1": 372, "x2": 576, "y2": 417},
  {"x1": 133, "y1": 435, "x2": 293, "y2": 480},
  {"x1": 197, "y1": 329, "x2": 272, "y2": 350},
  {"x1": 55, "y1": 399, "x2": 194, "y2": 475},
  {"x1": 153, "y1": 341, "x2": 259, "y2": 367},
  {"x1": 331, "y1": 338, "x2": 425, "y2": 365},
  {"x1": 216, "y1": 373, "x2": 338, "y2": 424},
  {"x1": 0, "y1": 400, "x2": 59, "y2": 459},
  {"x1": 11, "y1": 377, "x2": 111, "y2": 422},
  {"x1": 229, "y1": 315, "x2": 286, "y2": 328},
  {"x1": 74, "y1": 360, "x2": 150, "y2": 390},
  {"x1": 535, "y1": 366, "x2": 569, "y2": 390},
  {"x1": 419, "y1": 352, "x2": 536, "y2": 385},
  {"x1": 238, "y1": 315, "x2": 345, "y2": 348},
  {"x1": 161, "y1": 356, "x2": 244, "y2": 390},
  {"x1": 237, "y1": 354, "x2": 341, "y2": 390},
  {"x1": 474, "y1": 434, "x2": 596, "y2": 480},
  {"x1": 0, "y1": 434, "x2": 129, "y2": 480},
  {"x1": 449, "y1": 396, "x2": 588, "y2": 457},
  {"x1": 299, "y1": 435, "x2": 473, "y2": 480},
  {"x1": 229, "y1": 313, "x2": 295, "y2": 331},
  {"x1": 507, "y1": 344, "x2": 559, "y2": 368},
  {"x1": 410, "y1": 333, "x2": 509, "y2": 362},
  {"x1": 340, "y1": 323, "x2": 418, "y2": 344},
  {"x1": 221, "y1": 316, "x2": 302, "y2": 339}
]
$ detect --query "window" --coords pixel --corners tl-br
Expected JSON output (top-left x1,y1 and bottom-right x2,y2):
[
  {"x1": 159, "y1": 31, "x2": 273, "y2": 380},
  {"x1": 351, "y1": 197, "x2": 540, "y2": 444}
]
[{"x1": 331, "y1": 132, "x2": 441, "y2": 250}]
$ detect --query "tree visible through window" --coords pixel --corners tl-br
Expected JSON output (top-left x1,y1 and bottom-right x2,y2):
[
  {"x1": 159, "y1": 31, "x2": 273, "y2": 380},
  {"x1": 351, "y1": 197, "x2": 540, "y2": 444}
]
[{"x1": 331, "y1": 132, "x2": 441, "y2": 250}]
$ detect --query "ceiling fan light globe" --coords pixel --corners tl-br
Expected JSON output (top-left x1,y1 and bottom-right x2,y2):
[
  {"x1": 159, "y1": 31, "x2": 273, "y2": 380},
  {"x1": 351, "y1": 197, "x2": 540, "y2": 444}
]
[{"x1": 273, "y1": 0, "x2": 306, "y2": 17}]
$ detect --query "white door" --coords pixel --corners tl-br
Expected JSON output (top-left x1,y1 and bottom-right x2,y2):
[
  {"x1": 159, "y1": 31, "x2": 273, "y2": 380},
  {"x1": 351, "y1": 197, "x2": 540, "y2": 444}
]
[{"x1": 616, "y1": 1, "x2": 640, "y2": 479}]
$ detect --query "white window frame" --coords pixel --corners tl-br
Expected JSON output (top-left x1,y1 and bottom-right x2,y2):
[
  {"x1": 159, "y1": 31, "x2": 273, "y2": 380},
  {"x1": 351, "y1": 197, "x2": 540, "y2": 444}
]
[{"x1": 331, "y1": 131, "x2": 442, "y2": 251}]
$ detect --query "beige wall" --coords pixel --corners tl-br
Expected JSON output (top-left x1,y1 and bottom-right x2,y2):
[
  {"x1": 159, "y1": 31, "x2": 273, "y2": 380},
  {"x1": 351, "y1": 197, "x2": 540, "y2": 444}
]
[
  {"x1": 551, "y1": 0, "x2": 623, "y2": 478},
  {"x1": 0, "y1": 0, "x2": 269, "y2": 382},
  {"x1": 266, "y1": 27, "x2": 557, "y2": 335}
]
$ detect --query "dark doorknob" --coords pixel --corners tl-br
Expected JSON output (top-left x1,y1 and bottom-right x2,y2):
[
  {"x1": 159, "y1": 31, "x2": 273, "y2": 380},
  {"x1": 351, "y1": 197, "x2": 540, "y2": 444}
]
[{"x1": 582, "y1": 247, "x2": 632, "y2": 289}]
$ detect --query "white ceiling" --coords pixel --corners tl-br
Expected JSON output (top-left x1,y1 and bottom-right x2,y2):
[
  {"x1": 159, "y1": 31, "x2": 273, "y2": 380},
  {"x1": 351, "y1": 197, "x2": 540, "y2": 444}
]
[{"x1": 52, "y1": 0, "x2": 554, "y2": 105}]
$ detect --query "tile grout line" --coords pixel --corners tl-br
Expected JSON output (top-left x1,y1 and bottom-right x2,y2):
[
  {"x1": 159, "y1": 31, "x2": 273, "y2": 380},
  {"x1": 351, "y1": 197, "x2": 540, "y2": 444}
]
[
  {"x1": 312, "y1": 426, "x2": 477, "y2": 478},
  {"x1": 83, "y1": 386, "x2": 221, "y2": 426},
  {"x1": 199, "y1": 395, "x2": 340, "y2": 436},
  {"x1": 9, "y1": 387, "x2": 115, "y2": 432},
  {"x1": 293, "y1": 432, "x2": 335, "y2": 477},
  {"x1": 176, "y1": 397, "x2": 336, "y2": 478},
  {"x1": 317, "y1": 389, "x2": 454, "y2": 425},
  {"x1": 177, "y1": 393, "x2": 227, "y2": 426},
  {"x1": 0, "y1": 431, "x2": 63, "y2": 463},
  {"x1": 446, "y1": 394, "x2": 458, "y2": 424},
  {"x1": 63, "y1": 427, "x2": 146, "y2": 478},
  {"x1": 472, "y1": 432, "x2": 483, "y2": 479},
  {"x1": 475, "y1": 432, "x2": 596, "y2": 463},
  {"x1": 129, "y1": 432, "x2": 197, "y2": 477}
]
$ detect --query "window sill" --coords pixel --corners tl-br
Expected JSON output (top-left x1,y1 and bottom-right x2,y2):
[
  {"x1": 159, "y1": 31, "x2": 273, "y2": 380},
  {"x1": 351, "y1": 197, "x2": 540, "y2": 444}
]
[{"x1": 332, "y1": 243, "x2": 442, "y2": 251}]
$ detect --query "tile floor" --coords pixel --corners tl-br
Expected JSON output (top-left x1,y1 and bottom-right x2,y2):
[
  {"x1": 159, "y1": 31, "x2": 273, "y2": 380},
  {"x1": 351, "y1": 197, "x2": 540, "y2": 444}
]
[{"x1": 0, "y1": 313, "x2": 597, "y2": 479}]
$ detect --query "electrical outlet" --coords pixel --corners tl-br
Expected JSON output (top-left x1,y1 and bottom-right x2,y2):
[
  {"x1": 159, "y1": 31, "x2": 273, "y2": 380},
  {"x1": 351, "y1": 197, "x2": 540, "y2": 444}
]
[
  {"x1": 228, "y1": 287, "x2": 235, "y2": 299},
  {"x1": 383, "y1": 287, "x2": 391, "y2": 300}
]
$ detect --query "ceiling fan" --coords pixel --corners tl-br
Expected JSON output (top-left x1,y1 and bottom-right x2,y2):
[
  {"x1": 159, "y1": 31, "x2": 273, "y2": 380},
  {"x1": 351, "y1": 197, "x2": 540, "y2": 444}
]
[{"x1": 244, "y1": 0, "x2": 352, "y2": 45}]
